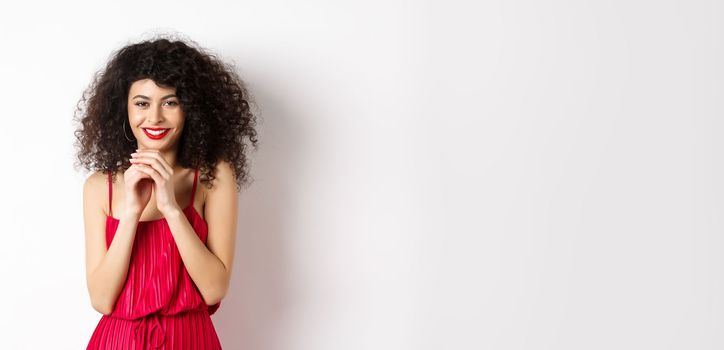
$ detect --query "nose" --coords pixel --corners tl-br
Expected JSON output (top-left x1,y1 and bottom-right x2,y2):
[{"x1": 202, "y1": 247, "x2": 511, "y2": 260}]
[{"x1": 147, "y1": 104, "x2": 165, "y2": 124}]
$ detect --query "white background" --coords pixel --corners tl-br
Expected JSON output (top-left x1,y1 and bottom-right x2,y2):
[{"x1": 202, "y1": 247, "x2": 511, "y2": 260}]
[{"x1": 0, "y1": 0, "x2": 722, "y2": 349}]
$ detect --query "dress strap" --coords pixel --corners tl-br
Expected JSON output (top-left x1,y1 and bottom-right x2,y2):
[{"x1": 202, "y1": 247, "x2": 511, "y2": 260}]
[
  {"x1": 190, "y1": 168, "x2": 199, "y2": 205},
  {"x1": 107, "y1": 172, "x2": 113, "y2": 217}
]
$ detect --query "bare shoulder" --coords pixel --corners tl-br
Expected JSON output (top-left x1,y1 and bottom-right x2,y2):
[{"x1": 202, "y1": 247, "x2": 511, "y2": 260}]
[
  {"x1": 84, "y1": 171, "x2": 107, "y2": 195},
  {"x1": 205, "y1": 160, "x2": 236, "y2": 193},
  {"x1": 84, "y1": 171, "x2": 111, "y2": 216}
]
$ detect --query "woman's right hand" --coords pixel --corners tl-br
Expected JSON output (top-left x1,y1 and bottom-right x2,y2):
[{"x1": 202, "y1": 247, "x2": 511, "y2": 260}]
[{"x1": 122, "y1": 164, "x2": 154, "y2": 216}]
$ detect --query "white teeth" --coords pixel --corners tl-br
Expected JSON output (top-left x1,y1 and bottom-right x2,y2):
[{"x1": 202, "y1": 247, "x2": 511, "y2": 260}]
[{"x1": 145, "y1": 129, "x2": 168, "y2": 136}]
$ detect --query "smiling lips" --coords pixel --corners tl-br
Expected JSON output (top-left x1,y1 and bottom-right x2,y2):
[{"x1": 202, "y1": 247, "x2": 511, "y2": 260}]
[{"x1": 142, "y1": 127, "x2": 171, "y2": 140}]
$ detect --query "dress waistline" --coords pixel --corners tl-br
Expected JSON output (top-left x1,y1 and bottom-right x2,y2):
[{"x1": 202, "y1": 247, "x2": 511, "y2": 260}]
[
  {"x1": 122, "y1": 310, "x2": 209, "y2": 349},
  {"x1": 133, "y1": 312, "x2": 165, "y2": 349}
]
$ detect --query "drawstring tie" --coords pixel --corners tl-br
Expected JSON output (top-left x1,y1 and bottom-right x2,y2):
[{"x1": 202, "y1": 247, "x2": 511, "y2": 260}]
[{"x1": 132, "y1": 313, "x2": 166, "y2": 349}]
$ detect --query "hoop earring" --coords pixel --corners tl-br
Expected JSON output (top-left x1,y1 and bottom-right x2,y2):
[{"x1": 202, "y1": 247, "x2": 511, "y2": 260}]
[{"x1": 122, "y1": 120, "x2": 135, "y2": 142}]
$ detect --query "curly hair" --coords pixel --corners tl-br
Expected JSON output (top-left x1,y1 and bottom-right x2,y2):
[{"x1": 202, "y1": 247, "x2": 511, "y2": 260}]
[{"x1": 73, "y1": 34, "x2": 259, "y2": 191}]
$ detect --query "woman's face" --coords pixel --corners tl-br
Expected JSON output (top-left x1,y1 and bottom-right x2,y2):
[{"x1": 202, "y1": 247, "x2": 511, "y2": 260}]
[{"x1": 127, "y1": 78, "x2": 184, "y2": 151}]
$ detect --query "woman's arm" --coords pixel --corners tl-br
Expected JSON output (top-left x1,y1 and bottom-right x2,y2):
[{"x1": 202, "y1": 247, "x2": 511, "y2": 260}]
[
  {"x1": 83, "y1": 172, "x2": 140, "y2": 315},
  {"x1": 165, "y1": 161, "x2": 238, "y2": 305}
]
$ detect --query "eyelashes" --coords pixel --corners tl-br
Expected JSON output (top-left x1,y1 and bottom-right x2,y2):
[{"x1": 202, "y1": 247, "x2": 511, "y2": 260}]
[{"x1": 134, "y1": 101, "x2": 179, "y2": 107}]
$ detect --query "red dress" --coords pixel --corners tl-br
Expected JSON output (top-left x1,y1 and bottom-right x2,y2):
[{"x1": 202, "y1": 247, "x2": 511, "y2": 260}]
[{"x1": 87, "y1": 168, "x2": 222, "y2": 349}]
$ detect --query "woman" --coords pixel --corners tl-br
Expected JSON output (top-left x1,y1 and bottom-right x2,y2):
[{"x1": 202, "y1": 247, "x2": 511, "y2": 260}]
[{"x1": 73, "y1": 35, "x2": 259, "y2": 349}]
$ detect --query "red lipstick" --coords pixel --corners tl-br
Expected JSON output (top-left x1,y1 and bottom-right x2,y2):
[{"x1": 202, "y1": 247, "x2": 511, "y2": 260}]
[{"x1": 142, "y1": 127, "x2": 171, "y2": 140}]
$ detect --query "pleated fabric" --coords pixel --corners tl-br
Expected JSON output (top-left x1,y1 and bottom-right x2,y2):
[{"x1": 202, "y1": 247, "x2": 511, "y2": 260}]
[
  {"x1": 87, "y1": 169, "x2": 222, "y2": 349},
  {"x1": 87, "y1": 309, "x2": 221, "y2": 349}
]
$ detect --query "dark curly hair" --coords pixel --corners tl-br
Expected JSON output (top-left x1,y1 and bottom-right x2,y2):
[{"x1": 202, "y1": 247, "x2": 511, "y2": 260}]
[{"x1": 73, "y1": 34, "x2": 259, "y2": 191}]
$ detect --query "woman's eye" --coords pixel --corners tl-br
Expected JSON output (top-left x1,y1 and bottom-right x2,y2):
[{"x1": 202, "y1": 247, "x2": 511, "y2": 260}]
[{"x1": 133, "y1": 101, "x2": 178, "y2": 107}]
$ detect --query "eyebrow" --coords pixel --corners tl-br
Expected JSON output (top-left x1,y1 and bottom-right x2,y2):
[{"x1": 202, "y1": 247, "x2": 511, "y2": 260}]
[{"x1": 132, "y1": 94, "x2": 178, "y2": 100}]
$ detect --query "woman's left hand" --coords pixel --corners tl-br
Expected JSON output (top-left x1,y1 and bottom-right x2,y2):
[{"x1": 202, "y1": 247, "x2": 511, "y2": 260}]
[{"x1": 129, "y1": 149, "x2": 180, "y2": 215}]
